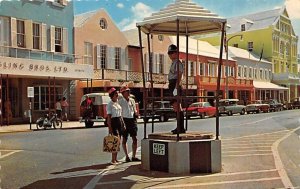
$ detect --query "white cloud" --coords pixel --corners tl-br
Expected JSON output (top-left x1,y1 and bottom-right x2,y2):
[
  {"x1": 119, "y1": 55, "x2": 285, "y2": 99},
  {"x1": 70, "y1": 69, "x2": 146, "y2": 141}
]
[
  {"x1": 285, "y1": 0, "x2": 300, "y2": 19},
  {"x1": 119, "y1": 2, "x2": 154, "y2": 31},
  {"x1": 117, "y1": 3, "x2": 124, "y2": 9}
]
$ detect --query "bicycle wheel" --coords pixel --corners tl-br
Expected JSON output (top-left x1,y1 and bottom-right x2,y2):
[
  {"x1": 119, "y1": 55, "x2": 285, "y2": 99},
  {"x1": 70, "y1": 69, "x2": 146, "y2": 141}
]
[{"x1": 53, "y1": 119, "x2": 63, "y2": 129}]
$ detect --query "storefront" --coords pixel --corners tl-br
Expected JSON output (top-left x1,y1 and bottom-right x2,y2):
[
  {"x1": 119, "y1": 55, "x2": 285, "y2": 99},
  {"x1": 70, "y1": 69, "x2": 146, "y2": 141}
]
[{"x1": 0, "y1": 56, "x2": 93, "y2": 125}]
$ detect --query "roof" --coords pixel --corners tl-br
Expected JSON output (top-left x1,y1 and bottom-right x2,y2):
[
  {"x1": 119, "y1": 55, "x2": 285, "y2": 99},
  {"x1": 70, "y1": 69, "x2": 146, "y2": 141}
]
[
  {"x1": 137, "y1": 0, "x2": 226, "y2": 35},
  {"x1": 169, "y1": 36, "x2": 234, "y2": 60},
  {"x1": 253, "y1": 81, "x2": 288, "y2": 90},
  {"x1": 226, "y1": 7, "x2": 282, "y2": 34},
  {"x1": 74, "y1": 10, "x2": 98, "y2": 27},
  {"x1": 123, "y1": 29, "x2": 147, "y2": 47},
  {"x1": 227, "y1": 46, "x2": 271, "y2": 64}
]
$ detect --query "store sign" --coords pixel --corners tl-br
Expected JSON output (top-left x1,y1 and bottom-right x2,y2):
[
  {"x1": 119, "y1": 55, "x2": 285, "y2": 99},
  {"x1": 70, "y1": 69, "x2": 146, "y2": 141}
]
[
  {"x1": 153, "y1": 143, "x2": 165, "y2": 156},
  {"x1": 27, "y1": 87, "x2": 34, "y2": 98},
  {"x1": 0, "y1": 56, "x2": 93, "y2": 79}
]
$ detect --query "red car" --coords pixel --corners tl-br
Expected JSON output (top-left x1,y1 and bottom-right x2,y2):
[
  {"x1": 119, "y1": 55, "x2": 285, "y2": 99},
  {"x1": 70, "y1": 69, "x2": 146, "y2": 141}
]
[{"x1": 184, "y1": 102, "x2": 216, "y2": 119}]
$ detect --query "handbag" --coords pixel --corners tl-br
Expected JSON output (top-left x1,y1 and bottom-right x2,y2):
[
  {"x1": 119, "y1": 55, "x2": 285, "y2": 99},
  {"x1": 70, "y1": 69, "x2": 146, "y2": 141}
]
[{"x1": 103, "y1": 135, "x2": 120, "y2": 153}]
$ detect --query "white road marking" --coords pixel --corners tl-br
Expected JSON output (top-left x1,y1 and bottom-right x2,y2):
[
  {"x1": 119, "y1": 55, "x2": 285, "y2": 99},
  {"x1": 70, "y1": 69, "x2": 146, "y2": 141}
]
[
  {"x1": 145, "y1": 177, "x2": 282, "y2": 189},
  {"x1": 223, "y1": 149, "x2": 272, "y2": 153},
  {"x1": 0, "y1": 150, "x2": 22, "y2": 159},
  {"x1": 223, "y1": 130, "x2": 289, "y2": 141},
  {"x1": 271, "y1": 126, "x2": 300, "y2": 189},
  {"x1": 223, "y1": 146, "x2": 271, "y2": 150},
  {"x1": 83, "y1": 146, "x2": 141, "y2": 189},
  {"x1": 223, "y1": 153, "x2": 273, "y2": 157}
]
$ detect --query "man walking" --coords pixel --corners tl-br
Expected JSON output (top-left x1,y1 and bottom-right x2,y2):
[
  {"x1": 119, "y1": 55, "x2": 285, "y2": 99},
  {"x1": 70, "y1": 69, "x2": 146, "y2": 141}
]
[{"x1": 119, "y1": 86, "x2": 140, "y2": 162}]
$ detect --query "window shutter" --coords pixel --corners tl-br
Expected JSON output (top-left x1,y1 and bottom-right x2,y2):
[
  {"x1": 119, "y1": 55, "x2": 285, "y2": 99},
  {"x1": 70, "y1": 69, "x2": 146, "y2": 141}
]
[
  {"x1": 25, "y1": 20, "x2": 33, "y2": 49},
  {"x1": 50, "y1": 25, "x2": 55, "y2": 52},
  {"x1": 10, "y1": 17, "x2": 17, "y2": 47},
  {"x1": 41, "y1": 23, "x2": 47, "y2": 51},
  {"x1": 62, "y1": 28, "x2": 68, "y2": 54},
  {"x1": 120, "y1": 48, "x2": 126, "y2": 70},
  {"x1": 164, "y1": 55, "x2": 168, "y2": 74},
  {"x1": 96, "y1": 44, "x2": 101, "y2": 69}
]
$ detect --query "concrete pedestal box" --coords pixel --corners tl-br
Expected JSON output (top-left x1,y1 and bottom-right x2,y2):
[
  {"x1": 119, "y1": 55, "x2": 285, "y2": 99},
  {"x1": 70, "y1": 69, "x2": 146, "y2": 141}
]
[{"x1": 141, "y1": 134, "x2": 221, "y2": 174}]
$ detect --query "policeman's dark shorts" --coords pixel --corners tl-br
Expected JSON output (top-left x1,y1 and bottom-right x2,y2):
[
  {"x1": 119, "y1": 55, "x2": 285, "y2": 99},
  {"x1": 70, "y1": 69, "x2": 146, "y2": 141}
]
[
  {"x1": 111, "y1": 117, "x2": 125, "y2": 136},
  {"x1": 122, "y1": 118, "x2": 138, "y2": 139},
  {"x1": 168, "y1": 79, "x2": 182, "y2": 96}
]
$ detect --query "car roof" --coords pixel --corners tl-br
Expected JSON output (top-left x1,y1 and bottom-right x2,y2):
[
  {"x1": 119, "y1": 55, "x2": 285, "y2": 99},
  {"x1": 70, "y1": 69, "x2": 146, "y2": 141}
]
[{"x1": 219, "y1": 99, "x2": 239, "y2": 102}]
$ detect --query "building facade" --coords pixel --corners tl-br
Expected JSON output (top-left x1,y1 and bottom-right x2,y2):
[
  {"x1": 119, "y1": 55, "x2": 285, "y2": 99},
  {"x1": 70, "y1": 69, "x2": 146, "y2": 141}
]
[
  {"x1": 0, "y1": 0, "x2": 92, "y2": 125},
  {"x1": 200, "y1": 7, "x2": 299, "y2": 101}
]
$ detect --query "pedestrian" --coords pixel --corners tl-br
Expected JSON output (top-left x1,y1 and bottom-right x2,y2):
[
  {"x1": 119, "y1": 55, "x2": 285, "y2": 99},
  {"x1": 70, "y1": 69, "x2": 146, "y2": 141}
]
[
  {"x1": 55, "y1": 98, "x2": 62, "y2": 119},
  {"x1": 106, "y1": 88, "x2": 124, "y2": 165},
  {"x1": 119, "y1": 86, "x2": 140, "y2": 162},
  {"x1": 61, "y1": 97, "x2": 69, "y2": 121},
  {"x1": 167, "y1": 44, "x2": 185, "y2": 134}
]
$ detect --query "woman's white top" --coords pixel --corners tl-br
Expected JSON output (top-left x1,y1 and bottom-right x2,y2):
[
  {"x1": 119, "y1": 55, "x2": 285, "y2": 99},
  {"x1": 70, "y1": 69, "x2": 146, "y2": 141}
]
[{"x1": 106, "y1": 100, "x2": 122, "y2": 118}]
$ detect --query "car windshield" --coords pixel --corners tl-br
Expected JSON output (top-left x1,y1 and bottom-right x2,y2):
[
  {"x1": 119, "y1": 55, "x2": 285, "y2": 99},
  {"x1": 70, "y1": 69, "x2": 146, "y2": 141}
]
[{"x1": 190, "y1": 103, "x2": 202, "y2": 107}]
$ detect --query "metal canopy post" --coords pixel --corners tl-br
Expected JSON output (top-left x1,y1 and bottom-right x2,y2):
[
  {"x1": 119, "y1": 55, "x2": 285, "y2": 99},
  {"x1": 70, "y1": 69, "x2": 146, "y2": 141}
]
[
  {"x1": 185, "y1": 33, "x2": 189, "y2": 131},
  {"x1": 138, "y1": 26, "x2": 147, "y2": 139},
  {"x1": 147, "y1": 33, "x2": 155, "y2": 134},
  {"x1": 176, "y1": 19, "x2": 180, "y2": 141},
  {"x1": 216, "y1": 22, "x2": 226, "y2": 140}
]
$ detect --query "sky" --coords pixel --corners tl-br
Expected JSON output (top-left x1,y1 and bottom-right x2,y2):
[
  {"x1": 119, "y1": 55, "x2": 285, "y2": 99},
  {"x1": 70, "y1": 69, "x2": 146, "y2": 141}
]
[{"x1": 73, "y1": 0, "x2": 300, "y2": 52}]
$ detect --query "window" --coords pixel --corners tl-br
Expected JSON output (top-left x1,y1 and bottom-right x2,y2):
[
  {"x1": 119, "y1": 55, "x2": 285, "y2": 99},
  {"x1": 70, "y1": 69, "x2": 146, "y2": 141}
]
[
  {"x1": 84, "y1": 42, "x2": 93, "y2": 65},
  {"x1": 33, "y1": 86, "x2": 63, "y2": 111},
  {"x1": 100, "y1": 45, "x2": 107, "y2": 69},
  {"x1": 190, "y1": 61, "x2": 194, "y2": 76},
  {"x1": 249, "y1": 67, "x2": 253, "y2": 78},
  {"x1": 254, "y1": 68, "x2": 257, "y2": 79},
  {"x1": 265, "y1": 70, "x2": 268, "y2": 80},
  {"x1": 243, "y1": 67, "x2": 247, "y2": 78},
  {"x1": 241, "y1": 24, "x2": 245, "y2": 31},
  {"x1": 233, "y1": 43, "x2": 239, "y2": 48},
  {"x1": 115, "y1": 47, "x2": 121, "y2": 69},
  {"x1": 55, "y1": 27, "x2": 62, "y2": 52},
  {"x1": 33, "y1": 23, "x2": 41, "y2": 50},
  {"x1": 128, "y1": 58, "x2": 133, "y2": 70},
  {"x1": 238, "y1": 66, "x2": 242, "y2": 77},
  {"x1": 17, "y1": 20, "x2": 25, "y2": 47},
  {"x1": 199, "y1": 63, "x2": 204, "y2": 76},
  {"x1": 248, "y1": 42, "x2": 253, "y2": 51},
  {"x1": 99, "y1": 18, "x2": 107, "y2": 30},
  {"x1": 260, "y1": 69, "x2": 263, "y2": 79},
  {"x1": 158, "y1": 54, "x2": 164, "y2": 74},
  {"x1": 158, "y1": 35, "x2": 164, "y2": 41},
  {"x1": 280, "y1": 41, "x2": 284, "y2": 56}
]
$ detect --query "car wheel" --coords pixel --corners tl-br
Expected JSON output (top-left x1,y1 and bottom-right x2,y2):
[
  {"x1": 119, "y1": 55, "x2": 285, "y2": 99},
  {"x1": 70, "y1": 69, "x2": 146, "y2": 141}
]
[
  {"x1": 159, "y1": 115, "x2": 168, "y2": 122},
  {"x1": 240, "y1": 109, "x2": 245, "y2": 115},
  {"x1": 200, "y1": 113, "x2": 205, "y2": 119},
  {"x1": 256, "y1": 109, "x2": 260, "y2": 114},
  {"x1": 227, "y1": 111, "x2": 233, "y2": 116}
]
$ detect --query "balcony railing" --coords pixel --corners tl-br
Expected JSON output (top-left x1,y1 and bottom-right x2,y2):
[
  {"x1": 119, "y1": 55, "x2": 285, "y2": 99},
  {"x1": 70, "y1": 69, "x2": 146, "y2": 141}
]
[
  {"x1": 0, "y1": 45, "x2": 75, "y2": 63},
  {"x1": 199, "y1": 76, "x2": 253, "y2": 86},
  {"x1": 93, "y1": 69, "x2": 197, "y2": 85}
]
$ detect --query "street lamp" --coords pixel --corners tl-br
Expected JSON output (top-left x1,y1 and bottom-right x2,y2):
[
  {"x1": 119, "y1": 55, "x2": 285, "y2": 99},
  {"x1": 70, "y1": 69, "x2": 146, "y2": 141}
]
[{"x1": 225, "y1": 34, "x2": 243, "y2": 99}]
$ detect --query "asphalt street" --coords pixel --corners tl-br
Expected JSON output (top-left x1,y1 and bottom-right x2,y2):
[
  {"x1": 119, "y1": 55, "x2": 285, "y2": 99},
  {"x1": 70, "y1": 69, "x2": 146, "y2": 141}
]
[{"x1": 0, "y1": 109, "x2": 300, "y2": 189}]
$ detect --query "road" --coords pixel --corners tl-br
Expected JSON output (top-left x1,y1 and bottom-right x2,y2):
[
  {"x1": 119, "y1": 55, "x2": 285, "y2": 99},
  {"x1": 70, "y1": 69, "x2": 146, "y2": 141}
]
[{"x1": 0, "y1": 110, "x2": 300, "y2": 189}]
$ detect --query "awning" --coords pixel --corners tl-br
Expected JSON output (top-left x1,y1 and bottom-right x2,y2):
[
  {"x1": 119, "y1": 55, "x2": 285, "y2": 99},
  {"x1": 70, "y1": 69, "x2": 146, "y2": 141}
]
[{"x1": 253, "y1": 81, "x2": 288, "y2": 90}]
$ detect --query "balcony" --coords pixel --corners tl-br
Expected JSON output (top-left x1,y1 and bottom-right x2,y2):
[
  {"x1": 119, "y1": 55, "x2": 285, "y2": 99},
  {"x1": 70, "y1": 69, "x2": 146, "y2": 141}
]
[
  {"x1": 0, "y1": 45, "x2": 75, "y2": 63},
  {"x1": 197, "y1": 76, "x2": 253, "y2": 86}
]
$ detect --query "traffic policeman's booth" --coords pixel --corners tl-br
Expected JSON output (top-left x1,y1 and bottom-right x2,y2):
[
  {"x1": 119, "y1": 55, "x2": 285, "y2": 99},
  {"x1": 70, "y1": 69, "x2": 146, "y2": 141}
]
[{"x1": 136, "y1": 0, "x2": 226, "y2": 174}]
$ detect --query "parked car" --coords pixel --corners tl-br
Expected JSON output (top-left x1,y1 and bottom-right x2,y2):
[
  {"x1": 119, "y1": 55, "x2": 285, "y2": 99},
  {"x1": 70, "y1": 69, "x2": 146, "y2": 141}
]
[
  {"x1": 140, "y1": 101, "x2": 176, "y2": 122},
  {"x1": 292, "y1": 97, "x2": 300, "y2": 109},
  {"x1": 184, "y1": 102, "x2": 216, "y2": 119},
  {"x1": 218, "y1": 99, "x2": 246, "y2": 116},
  {"x1": 246, "y1": 100, "x2": 270, "y2": 114},
  {"x1": 263, "y1": 99, "x2": 283, "y2": 112}
]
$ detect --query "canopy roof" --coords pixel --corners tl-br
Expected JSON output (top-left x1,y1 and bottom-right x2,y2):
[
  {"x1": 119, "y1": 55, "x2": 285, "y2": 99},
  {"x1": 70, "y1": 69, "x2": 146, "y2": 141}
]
[{"x1": 136, "y1": 0, "x2": 226, "y2": 35}]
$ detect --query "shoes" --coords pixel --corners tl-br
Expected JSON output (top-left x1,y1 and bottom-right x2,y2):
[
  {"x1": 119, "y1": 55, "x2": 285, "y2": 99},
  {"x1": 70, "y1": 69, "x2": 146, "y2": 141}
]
[
  {"x1": 131, "y1": 157, "x2": 141, "y2": 162},
  {"x1": 171, "y1": 129, "x2": 186, "y2": 134},
  {"x1": 125, "y1": 157, "x2": 131, "y2": 162}
]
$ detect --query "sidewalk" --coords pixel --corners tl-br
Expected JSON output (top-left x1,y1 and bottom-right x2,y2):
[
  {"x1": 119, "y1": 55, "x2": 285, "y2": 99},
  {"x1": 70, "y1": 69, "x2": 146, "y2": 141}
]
[{"x1": 0, "y1": 121, "x2": 88, "y2": 134}]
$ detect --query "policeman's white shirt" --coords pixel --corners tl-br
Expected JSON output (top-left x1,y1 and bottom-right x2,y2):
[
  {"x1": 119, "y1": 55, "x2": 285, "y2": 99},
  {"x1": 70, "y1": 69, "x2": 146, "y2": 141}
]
[
  {"x1": 119, "y1": 96, "x2": 136, "y2": 118},
  {"x1": 106, "y1": 100, "x2": 122, "y2": 118}
]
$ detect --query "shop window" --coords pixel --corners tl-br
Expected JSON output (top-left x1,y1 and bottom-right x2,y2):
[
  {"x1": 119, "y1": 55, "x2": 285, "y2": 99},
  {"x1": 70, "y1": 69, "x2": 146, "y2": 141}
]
[
  {"x1": 17, "y1": 20, "x2": 25, "y2": 47},
  {"x1": 33, "y1": 86, "x2": 63, "y2": 111}
]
